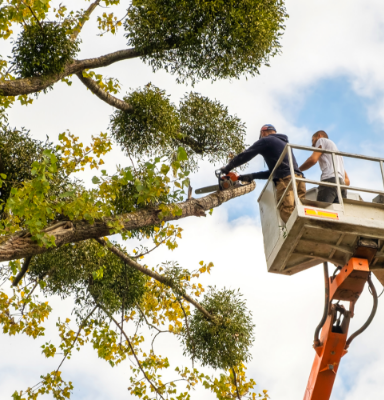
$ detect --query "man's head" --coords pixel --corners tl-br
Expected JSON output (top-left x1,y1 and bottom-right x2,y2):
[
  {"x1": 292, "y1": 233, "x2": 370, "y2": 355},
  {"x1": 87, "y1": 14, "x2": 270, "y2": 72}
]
[
  {"x1": 260, "y1": 124, "x2": 276, "y2": 139},
  {"x1": 312, "y1": 130, "x2": 328, "y2": 146}
]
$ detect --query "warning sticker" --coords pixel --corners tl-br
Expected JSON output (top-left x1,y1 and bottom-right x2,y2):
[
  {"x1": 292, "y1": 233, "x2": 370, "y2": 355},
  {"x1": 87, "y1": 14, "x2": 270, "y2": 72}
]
[{"x1": 304, "y1": 208, "x2": 339, "y2": 220}]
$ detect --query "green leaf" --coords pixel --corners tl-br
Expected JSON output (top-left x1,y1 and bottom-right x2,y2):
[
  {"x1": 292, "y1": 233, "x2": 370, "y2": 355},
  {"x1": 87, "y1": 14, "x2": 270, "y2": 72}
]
[
  {"x1": 160, "y1": 164, "x2": 170, "y2": 175},
  {"x1": 177, "y1": 146, "x2": 188, "y2": 161},
  {"x1": 11, "y1": 391, "x2": 22, "y2": 400},
  {"x1": 92, "y1": 176, "x2": 101, "y2": 184},
  {"x1": 58, "y1": 191, "x2": 75, "y2": 198}
]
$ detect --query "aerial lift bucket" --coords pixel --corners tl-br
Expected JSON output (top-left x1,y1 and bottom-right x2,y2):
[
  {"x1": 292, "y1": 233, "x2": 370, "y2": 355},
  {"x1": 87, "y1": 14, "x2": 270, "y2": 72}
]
[{"x1": 256, "y1": 144, "x2": 384, "y2": 400}]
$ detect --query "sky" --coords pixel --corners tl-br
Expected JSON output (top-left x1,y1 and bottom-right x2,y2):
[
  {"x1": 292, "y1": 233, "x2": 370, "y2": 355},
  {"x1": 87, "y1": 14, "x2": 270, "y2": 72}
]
[{"x1": 2, "y1": 0, "x2": 384, "y2": 399}]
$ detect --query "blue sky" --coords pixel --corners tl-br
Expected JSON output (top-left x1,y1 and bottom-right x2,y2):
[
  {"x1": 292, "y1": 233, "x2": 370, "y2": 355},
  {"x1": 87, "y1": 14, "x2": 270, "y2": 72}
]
[
  {"x1": 222, "y1": 75, "x2": 382, "y2": 221},
  {"x1": 296, "y1": 77, "x2": 369, "y2": 148}
]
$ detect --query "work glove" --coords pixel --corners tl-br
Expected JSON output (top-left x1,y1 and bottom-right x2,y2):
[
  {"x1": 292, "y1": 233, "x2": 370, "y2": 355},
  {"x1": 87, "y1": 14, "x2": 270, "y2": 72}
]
[
  {"x1": 220, "y1": 166, "x2": 231, "y2": 175},
  {"x1": 238, "y1": 174, "x2": 254, "y2": 183},
  {"x1": 215, "y1": 167, "x2": 230, "y2": 178}
]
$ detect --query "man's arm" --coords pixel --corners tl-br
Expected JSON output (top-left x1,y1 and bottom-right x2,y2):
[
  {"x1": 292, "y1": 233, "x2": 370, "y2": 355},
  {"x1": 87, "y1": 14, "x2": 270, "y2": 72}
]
[
  {"x1": 345, "y1": 171, "x2": 350, "y2": 186},
  {"x1": 222, "y1": 140, "x2": 263, "y2": 173},
  {"x1": 299, "y1": 146, "x2": 322, "y2": 172},
  {"x1": 238, "y1": 170, "x2": 270, "y2": 182}
]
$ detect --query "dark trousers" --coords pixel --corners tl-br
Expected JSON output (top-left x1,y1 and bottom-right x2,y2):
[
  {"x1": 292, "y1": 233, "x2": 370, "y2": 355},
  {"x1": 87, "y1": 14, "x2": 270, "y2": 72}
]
[{"x1": 317, "y1": 177, "x2": 347, "y2": 203}]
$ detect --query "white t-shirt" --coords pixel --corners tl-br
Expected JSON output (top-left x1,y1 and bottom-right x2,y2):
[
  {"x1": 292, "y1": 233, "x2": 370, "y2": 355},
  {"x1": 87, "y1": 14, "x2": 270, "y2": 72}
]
[{"x1": 315, "y1": 138, "x2": 345, "y2": 181}]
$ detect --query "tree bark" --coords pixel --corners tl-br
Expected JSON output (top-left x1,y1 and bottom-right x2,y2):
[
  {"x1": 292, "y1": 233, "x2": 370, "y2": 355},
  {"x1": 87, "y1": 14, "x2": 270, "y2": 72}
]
[
  {"x1": 0, "y1": 48, "x2": 141, "y2": 96},
  {"x1": 0, "y1": 182, "x2": 255, "y2": 262},
  {"x1": 12, "y1": 256, "x2": 32, "y2": 286},
  {"x1": 76, "y1": 72, "x2": 134, "y2": 112}
]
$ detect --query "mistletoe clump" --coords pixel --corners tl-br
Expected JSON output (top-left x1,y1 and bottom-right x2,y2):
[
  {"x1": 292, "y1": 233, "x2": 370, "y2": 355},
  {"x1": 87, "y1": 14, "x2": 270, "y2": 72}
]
[
  {"x1": 0, "y1": 126, "x2": 59, "y2": 205},
  {"x1": 126, "y1": 0, "x2": 288, "y2": 83},
  {"x1": 110, "y1": 84, "x2": 181, "y2": 159},
  {"x1": 179, "y1": 92, "x2": 246, "y2": 164},
  {"x1": 12, "y1": 22, "x2": 80, "y2": 78},
  {"x1": 110, "y1": 85, "x2": 246, "y2": 169},
  {"x1": 29, "y1": 240, "x2": 148, "y2": 316},
  {"x1": 183, "y1": 288, "x2": 255, "y2": 370}
]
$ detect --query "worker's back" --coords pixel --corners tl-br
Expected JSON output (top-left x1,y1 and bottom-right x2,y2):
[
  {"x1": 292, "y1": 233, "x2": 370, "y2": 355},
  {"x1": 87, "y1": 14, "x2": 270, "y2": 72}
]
[
  {"x1": 315, "y1": 137, "x2": 345, "y2": 180},
  {"x1": 238, "y1": 133, "x2": 302, "y2": 181}
]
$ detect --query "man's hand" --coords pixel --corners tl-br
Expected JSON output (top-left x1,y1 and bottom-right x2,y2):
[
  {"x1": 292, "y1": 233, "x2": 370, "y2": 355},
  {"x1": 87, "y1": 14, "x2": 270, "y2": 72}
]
[
  {"x1": 238, "y1": 174, "x2": 254, "y2": 183},
  {"x1": 345, "y1": 171, "x2": 350, "y2": 186},
  {"x1": 219, "y1": 166, "x2": 230, "y2": 175}
]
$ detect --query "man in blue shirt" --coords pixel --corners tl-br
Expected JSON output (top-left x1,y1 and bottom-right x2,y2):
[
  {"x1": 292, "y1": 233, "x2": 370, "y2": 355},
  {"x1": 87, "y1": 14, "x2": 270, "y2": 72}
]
[{"x1": 220, "y1": 124, "x2": 306, "y2": 223}]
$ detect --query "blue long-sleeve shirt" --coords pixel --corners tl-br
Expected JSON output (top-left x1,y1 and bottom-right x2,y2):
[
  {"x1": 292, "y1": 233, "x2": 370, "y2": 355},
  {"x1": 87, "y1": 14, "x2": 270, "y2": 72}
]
[{"x1": 223, "y1": 134, "x2": 303, "y2": 182}]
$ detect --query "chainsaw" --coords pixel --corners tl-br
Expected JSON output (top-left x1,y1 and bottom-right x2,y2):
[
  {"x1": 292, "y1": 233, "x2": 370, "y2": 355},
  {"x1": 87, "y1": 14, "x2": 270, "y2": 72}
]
[{"x1": 195, "y1": 170, "x2": 244, "y2": 195}]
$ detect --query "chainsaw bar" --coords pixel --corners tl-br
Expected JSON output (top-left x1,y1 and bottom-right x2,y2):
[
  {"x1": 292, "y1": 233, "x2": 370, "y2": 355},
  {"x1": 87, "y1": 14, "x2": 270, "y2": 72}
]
[{"x1": 195, "y1": 185, "x2": 219, "y2": 194}]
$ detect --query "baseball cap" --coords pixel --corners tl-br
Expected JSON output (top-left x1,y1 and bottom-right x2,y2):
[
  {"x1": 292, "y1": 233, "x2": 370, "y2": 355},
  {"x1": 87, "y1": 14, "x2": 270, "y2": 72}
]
[
  {"x1": 259, "y1": 124, "x2": 276, "y2": 139},
  {"x1": 260, "y1": 124, "x2": 276, "y2": 132}
]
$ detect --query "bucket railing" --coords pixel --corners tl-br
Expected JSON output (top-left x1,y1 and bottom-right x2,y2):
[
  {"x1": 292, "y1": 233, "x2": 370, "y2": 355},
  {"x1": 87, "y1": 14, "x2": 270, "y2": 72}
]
[{"x1": 257, "y1": 144, "x2": 384, "y2": 211}]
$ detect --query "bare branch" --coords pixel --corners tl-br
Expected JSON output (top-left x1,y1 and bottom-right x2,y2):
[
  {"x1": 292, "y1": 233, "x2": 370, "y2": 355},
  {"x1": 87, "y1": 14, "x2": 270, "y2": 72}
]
[
  {"x1": 178, "y1": 299, "x2": 195, "y2": 368},
  {"x1": 98, "y1": 11, "x2": 129, "y2": 36},
  {"x1": 231, "y1": 367, "x2": 242, "y2": 400},
  {"x1": 24, "y1": 3, "x2": 44, "y2": 30},
  {"x1": 136, "y1": 303, "x2": 170, "y2": 334},
  {"x1": 12, "y1": 256, "x2": 32, "y2": 286},
  {"x1": 101, "y1": 305, "x2": 166, "y2": 400},
  {"x1": 55, "y1": 305, "x2": 98, "y2": 374},
  {"x1": 0, "y1": 48, "x2": 141, "y2": 96},
  {"x1": 71, "y1": 0, "x2": 102, "y2": 41},
  {"x1": 21, "y1": 279, "x2": 39, "y2": 315},
  {"x1": 132, "y1": 239, "x2": 167, "y2": 259},
  {"x1": 0, "y1": 182, "x2": 255, "y2": 262},
  {"x1": 76, "y1": 72, "x2": 133, "y2": 112},
  {"x1": 96, "y1": 237, "x2": 215, "y2": 321},
  {"x1": 28, "y1": 305, "x2": 98, "y2": 396}
]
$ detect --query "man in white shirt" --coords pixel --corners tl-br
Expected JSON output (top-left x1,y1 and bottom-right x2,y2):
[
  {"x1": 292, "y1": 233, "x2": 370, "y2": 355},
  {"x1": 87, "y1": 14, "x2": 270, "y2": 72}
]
[{"x1": 299, "y1": 130, "x2": 350, "y2": 203}]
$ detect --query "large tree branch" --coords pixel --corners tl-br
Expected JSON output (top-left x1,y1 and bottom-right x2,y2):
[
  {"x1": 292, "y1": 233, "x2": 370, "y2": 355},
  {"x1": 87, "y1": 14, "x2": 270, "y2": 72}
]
[
  {"x1": 0, "y1": 182, "x2": 255, "y2": 262},
  {"x1": 12, "y1": 256, "x2": 32, "y2": 286},
  {"x1": 0, "y1": 48, "x2": 141, "y2": 96},
  {"x1": 95, "y1": 237, "x2": 214, "y2": 320},
  {"x1": 76, "y1": 72, "x2": 134, "y2": 111}
]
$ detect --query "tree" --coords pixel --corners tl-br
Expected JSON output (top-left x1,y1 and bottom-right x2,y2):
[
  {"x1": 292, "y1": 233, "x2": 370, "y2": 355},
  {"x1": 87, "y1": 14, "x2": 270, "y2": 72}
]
[{"x1": 0, "y1": 1, "x2": 287, "y2": 399}]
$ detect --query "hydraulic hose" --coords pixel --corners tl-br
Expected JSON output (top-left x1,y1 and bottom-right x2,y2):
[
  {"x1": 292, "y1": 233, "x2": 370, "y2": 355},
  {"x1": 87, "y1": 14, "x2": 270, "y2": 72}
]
[
  {"x1": 314, "y1": 262, "x2": 330, "y2": 347},
  {"x1": 345, "y1": 273, "x2": 378, "y2": 349}
]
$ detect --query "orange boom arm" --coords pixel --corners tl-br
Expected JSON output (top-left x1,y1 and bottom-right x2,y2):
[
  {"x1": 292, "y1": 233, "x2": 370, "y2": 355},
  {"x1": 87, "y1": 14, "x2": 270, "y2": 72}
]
[{"x1": 304, "y1": 258, "x2": 377, "y2": 400}]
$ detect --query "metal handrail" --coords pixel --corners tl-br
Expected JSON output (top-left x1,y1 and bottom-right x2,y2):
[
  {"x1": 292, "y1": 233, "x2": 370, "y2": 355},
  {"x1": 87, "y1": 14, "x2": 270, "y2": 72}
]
[
  {"x1": 295, "y1": 178, "x2": 384, "y2": 197},
  {"x1": 258, "y1": 142, "x2": 384, "y2": 211},
  {"x1": 289, "y1": 144, "x2": 384, "y2": 163}
]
